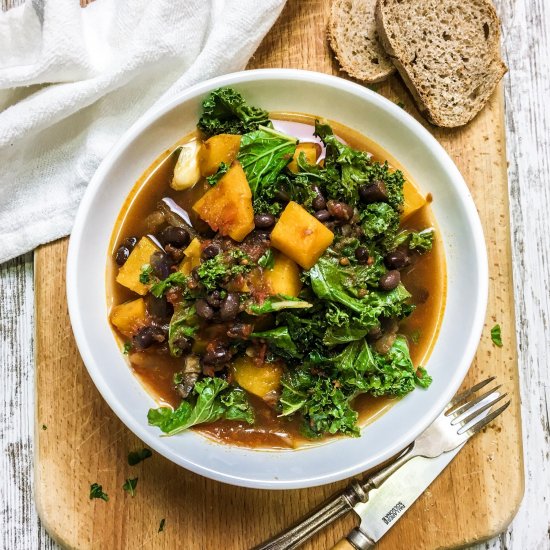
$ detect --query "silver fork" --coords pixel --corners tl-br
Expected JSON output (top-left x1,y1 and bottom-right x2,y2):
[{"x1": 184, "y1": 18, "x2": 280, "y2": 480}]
[{"x1": 254, "y1": 377, "x2": 510, "y2": 550}]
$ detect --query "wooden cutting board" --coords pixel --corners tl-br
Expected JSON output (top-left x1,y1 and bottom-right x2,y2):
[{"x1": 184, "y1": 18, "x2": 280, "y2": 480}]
[{"x1": 34, "y1": 1, "x2": 524, "y2": 548}]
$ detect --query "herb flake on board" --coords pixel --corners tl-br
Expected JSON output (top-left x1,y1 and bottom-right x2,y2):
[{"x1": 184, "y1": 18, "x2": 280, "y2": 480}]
[
  {"x1": 89, "y1": 483, "x2": 109, "y2": 502},
  {"x1": 123, "y1": 478, "x2": 138, "y2": 497},
  {"x1": 491, "y1": 324, "x2": 503, "y2": 347},
  {"x1": 128, "y1": 448, "x2": 153, "y2": 466}
]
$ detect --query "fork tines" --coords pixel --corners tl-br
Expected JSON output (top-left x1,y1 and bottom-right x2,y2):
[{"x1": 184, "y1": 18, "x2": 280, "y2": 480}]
[{"x1": 445, "y1": 376, "x2": 511, "y2": 437}]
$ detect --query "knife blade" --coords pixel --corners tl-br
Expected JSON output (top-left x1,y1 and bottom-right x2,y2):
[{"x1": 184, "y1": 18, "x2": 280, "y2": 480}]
[{"x1": 344, "y1": 444, "x2": 464, "y2": 549}]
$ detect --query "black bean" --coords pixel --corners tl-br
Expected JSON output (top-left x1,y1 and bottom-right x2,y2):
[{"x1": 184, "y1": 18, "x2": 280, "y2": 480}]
[
  {"x1": 115, "y1": 246, "x2": 130, "y2": 266},
  {"x1": 227, "y1": 322, "x2": 254, "y2": 339},
  {"x1": 219, "y1": 292, "x2": 240, "y2": 321},
  {"x1": 133, "y1": 326, "x2": 165, "y2": 350},
  {"x1": 275, "y1": 189, "x2": 290, "y2": 203},
  {"x1": 327, "y1": 200, "x2": 354, "y2": 221},
  {"x1": 359, "y1": 180, "x2": 389, "y2": 204},
  {"x1": 202, "y1": 343, "x2": 231, "y2": 365},
  {"x1": 379, "y1": 270, "x2": 401, "y2": 291},
  {"x1": 195, "y1": 298, "x2": 215, "y2": 320},
  {"x1": 355, "y1": 246, "x2": 370, "y2": 264},
  {"x1": 312, "y1": 195, "x2": 326, "y2": 211},
  {"x1": 172, "y1": 336, "x2": 192, "y2": 354},
  {"x1": 254, "y1": 213, "x2": 276, "y2": 229},
  {"x1": 202, "y1": 244, "x2": 220, "y2": 260},
  {"x1": 123, "y1": 236, "x2": 138, "y2": 251},
  {"x1": 314, "y1": 209, "x2": 331, "y2": 222},
  {"x1": 311, "y1": 185, "x2": 327, "y2": 211},
  {"x1": 206, "y1": 290, "x2": 222, "y2": 308},
  {"x1": 146, "y1": 294, "x2": 174, "y2": 321},
  {"x1": 384, "y1": 249, "x2": 410, "y2": 269},
  {"x1": 159, "y1": 226, "x2": 190, "y2": 248},
  {"x1": 150, "y1": 251, "x2": 173, "y2": 280}
]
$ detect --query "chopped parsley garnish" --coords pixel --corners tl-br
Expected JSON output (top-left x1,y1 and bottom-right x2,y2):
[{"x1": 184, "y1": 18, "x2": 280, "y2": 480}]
[
  {"x1": 128, "y1": 448, "x2": 153, "y2": 466},
  {"x1": 41, "y1": 424, "x2": 47, "y2": 431},
  {"x1": 123, "y1": 477, "x2": 138, "y2": 497},
  {"x1": 258, "y1": 248, "x2": 275, "y2": 269},
  {"x1": 491, "y1": 324, "x2": 503, "y2": 347},
  {"x1": 139, "y1": 264, "x2": 153, "y2": 284},
  {"x1": 151, "y1": 272, "x2": 187, "y2": 297},
  {"x1": 89, "y1": 483, "x2": 109, "y2": 501},
  {"x1": 158, "y1": 518, "x2": 166, "y2": 533},
  {"x1": 123, "y1": 342, "x2": 132, "y2": 355}
]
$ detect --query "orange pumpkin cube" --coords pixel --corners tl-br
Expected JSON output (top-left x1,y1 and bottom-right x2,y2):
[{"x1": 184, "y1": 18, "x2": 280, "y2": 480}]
[
  {"x1": 110, "y1": 298, "x2": 147, "y2": 337},
  {"x1": 199, "y1": 134, "x2": 242, "y2": 177},
  {"x1": 287, "y1": 142, "x2": 322, "y2": 173},
  {"x1": 402, "y1": 180, "x2": 427, "y2": 220},
  {"x1": 231, "y1": 356, "x2": 283, "y2": 400},
  {"x1": 264, "y1": 251, "x2": 302, "y2": 297},
  {"x1": 192, "y1": 161, "x2": 254, "y2": 242},
  {"x1": 115, "y1": 237, "x2": 160, "y2": 295},
  {"x1": 270, "y1": 201, "x2": 334, "y2": 269}
]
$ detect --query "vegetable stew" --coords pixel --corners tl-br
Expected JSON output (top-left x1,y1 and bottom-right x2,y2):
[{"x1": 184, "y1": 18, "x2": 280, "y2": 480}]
[{"x1": 107, "y1": 88, "x2": 446, "y2": 449}]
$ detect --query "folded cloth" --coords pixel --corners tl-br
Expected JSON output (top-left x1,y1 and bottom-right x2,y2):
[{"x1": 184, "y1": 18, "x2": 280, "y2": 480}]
[{"x1": 0, "y1": 0, "x2": 286, "y2": 263}]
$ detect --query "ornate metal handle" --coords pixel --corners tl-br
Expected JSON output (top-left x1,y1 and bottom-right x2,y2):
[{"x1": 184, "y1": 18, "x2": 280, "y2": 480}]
[{"x1": 253, "y1": 480, "x2": 368, "y2": 550}]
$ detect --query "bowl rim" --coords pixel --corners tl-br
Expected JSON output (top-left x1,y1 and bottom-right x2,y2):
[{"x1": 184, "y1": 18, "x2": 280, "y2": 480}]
[{"x1": 67, "y1": 68, "x2": 488, "y2": 489}]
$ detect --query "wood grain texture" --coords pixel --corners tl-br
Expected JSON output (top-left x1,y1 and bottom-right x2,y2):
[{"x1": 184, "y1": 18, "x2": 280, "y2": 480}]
[
  {"x1": 1, "y1": 0, "x2": 549, "y2": 549},
  {"x1": 32, "y1": 0, "x2": 523, "y2": 549}
]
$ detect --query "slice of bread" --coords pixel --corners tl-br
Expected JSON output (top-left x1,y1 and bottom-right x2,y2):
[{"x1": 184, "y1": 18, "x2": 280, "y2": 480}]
[
  {"x1": 329, "y1": 0, "x2": 395, "y2": 83},
  {"x1": 375, "y1": 0, "x2": 507, "y2": 127}
]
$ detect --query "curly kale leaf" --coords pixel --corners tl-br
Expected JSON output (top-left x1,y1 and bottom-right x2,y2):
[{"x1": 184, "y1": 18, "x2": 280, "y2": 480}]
[
  {"x1": 308, "y1": 256, "x2": 414, "y2": 328},
  {"x1": 360, "y1": 203, "x2": 400, "y2": 241},
  {"x1": 148, "y1": 378, "x2": 254, "y2": 436},
  {"x1": 168, "y1": 302, "x2": 199, "y2": 357},
  {"x1": 197, "y1": 87, "x2": 270, "y2": 137},
  {"x1": 409, "y1": 228, "x2": 435, "y2": 252},
  {"x1": 250, "y1": 326, "x2": 301, "y2": 359},
  {"x1": 279, "y1": 336, "x2": 431, "y2": 438},
  {"x1": 280, "y1": 371, "x2": 359, "y2": 437},
  {"x1": 237, "y1": 126, "x2": 297, "y2": 212},
  {"x1": 392, "y1": 228, "x2": 435, "y2": 253},
  {"x1": 314, "y1": 121, "x2": 404, "y2": 210}
]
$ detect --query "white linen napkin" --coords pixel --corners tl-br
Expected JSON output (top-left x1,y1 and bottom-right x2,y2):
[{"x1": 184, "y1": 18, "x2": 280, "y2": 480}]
[{"x1": 0, "y1": 0, "x2": 286, "y2": 263}]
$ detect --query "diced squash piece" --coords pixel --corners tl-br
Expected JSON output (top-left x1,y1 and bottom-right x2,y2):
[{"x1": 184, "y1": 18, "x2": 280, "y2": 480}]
[
  {"x1": 264, "y1": 251, "x2": 302, "y2": 297},
  {"x1": 270, "y1": 201, "x2": 334, "y2": 269},
  {"x1": 402, "y1": 180, "x2": 427, "y2": 220},
  {"x1": 171, "y1": 140, "x2": 202, "y2": 190},
  {"x1": 178, "y1": 256, "x2": 200, "y2": 275},
  {"x1": 192, "y1": 162, "x2": 254, "y2": 242},
  {"x1": 110, "y1": 298, "x2": 147, "y2": 337},
  {"x1": 231, "y1": 356, "x2": 283, "y2": 400},
  {"x1": 199, "y1": 134, "x2": 241, "y2": 177},
  {"x1": 115, "y1": 237, "x2": 160, "y2": 295},
  {"x1": 287, "y1": 142, "x2": 321, "y2": 173},
  {"x1": 183, "y1": 237, "x2": 202, "y2": 258}
]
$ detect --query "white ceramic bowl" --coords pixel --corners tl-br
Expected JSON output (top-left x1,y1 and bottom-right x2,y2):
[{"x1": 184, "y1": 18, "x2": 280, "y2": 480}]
[{"x1": 67, "y1": 69, "x2": 487, "y2": 489}]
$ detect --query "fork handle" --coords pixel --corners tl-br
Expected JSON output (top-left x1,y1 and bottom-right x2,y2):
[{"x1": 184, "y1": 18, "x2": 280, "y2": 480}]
[{"x1": 253, "y1": 480, "x2": 367, "y2": 550}]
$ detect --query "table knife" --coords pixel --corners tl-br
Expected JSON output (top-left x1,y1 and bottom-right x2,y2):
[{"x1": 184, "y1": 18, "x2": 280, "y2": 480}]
[{"x1": 331, "y1": 444, "x2": 462, "y2": 549}]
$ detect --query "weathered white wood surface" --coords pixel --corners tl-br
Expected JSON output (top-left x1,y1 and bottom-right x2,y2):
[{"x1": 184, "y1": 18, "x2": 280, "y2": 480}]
[{"x1": 0, "y1": 0, "x2": 548, "y2": 548}]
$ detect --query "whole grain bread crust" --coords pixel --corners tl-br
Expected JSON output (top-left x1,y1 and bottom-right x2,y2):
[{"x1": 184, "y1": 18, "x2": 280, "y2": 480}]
[
  {"x1": 375, "y1": 0, "x2": 507, "y2": 127},
  {"x1": 329, "y1": 0, "x2": 395, "y2": 83}
]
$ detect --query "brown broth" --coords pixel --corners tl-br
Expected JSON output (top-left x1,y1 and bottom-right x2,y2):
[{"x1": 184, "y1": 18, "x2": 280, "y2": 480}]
[{"x1": 107, "y1": 113, "x2": 446, "y2": 449}]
